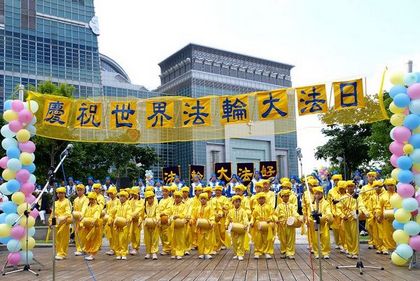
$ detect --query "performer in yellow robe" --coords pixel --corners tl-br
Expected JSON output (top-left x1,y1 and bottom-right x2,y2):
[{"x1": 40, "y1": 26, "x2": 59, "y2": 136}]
[
  {"x1": 72, "y1": 184, "x2": 88, "y2": 256},
  {"x1": 302, "y1": 178, "x2": 318, "y2": 250},
  {"x1": 368, "y1": 180, "x2": 385, "y2": 253},
  {"x1": 234, "y1": 185, "x2": 251, "y2": 218},
  {"x1": 81, "y1": 192, "x2": 102, "y2": 261},
  {"x1": 129, "y1": 186, "x2": 144, "y2": 255},
  {"x1": 158, "y1": 186, "x2": 174, "y2": 255},
  {"x1": 262, "y1": 179, "x2": 275, "y2": 209},
  {"x1": 113, "y1": 191, "x2": 132, "y2": 260},
  {"x1": 308, "y1": 186, "x2": 332, "y2": 259},
  {"x1": 181, "y1": 186, "x2": 192, "y2": 254},
  {"x1": 276, "y1": 181, "x2": 298, "y2": 208},
  {"x1": 92, "y1": 183, "x2": 105, "y2": 251},
  {"x1": 327, "y1": 175, "x2": 343, "y2": 250},
  {"x1": 191, "y1": 193, "x2": 216, "y2": 259},
  {"x1": 250, "y1": 192, "x2": 275, "y2": 259},
  {"x1": 50, "y1": 187, "x2": 72, "y2": 260},
  {"x1": 104, "y1": 186, "x2": 119, "y2": 256},
  {"x1": 189, "y1": 186, "x2": 203, "y2": 249},
  {"x1": 212, "y1": 185, "x2": 230, "y2": 251},
  {"x1": 169, "y1": 191, "x2": 187, "y2": 259},
  {"x1": 375, "y1": 178, "x2": 397, "y2": 254},
  {"x1": 143, "y1": 190, "x2": 160, "y2": 260},
  {"x1": 250, "y1": 182, "x2": 263, "y2": 212},
  {"x1": 275, "y1": 189, "x2": 299, "y2": 259},
  {"x1": 225, "y1": 195, "x2": 249, "y2": 261},
  {"x1": 360, "y1": 171, "x2": 377, "y2": 248}
]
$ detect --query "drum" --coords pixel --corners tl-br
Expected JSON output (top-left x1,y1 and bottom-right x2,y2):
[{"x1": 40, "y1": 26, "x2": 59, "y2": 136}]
[
  {"x1": 286, "y1": 217, "x2": 302, "y2": 228},
  {"x1": 72, "y1": 211, "x2": 82, "y2": 221},
  {"x1": 160, "y1": 214, "x2": 169, "y2": 225},
  {"x1": 81, "y1": 217, "x2": 95, "y2": 228},
  {"x1": 196, "y1": 218, "x2": 211, "y2": 230},
  {"x1": 114, "y1": 217, "x2": 127, "y2": 228},
  {"x1": 144, "y1": 218, "x2": 156, "y2": 228},
  {"x1": 66, "y1": 216, "x2": 73, "y2": 224},
  {"x1": 174, "y1": 218, "x2": 186, "y2": 228},
  {"x1": 231, "y1": 223, "x2": 246, "y2": 234},
  {"x1": 257, "y1": 221, "x2": 269, "y2": 232},
  {"x1": 384, "y1": 209, "x2": 394, "y2": 219}
]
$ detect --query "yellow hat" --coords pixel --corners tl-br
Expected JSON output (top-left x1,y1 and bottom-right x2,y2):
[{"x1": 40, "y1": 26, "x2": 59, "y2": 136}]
[
  {"x1": 235, "y1": 184, "x2": 246, "y2": 191},
  {"x1": 384, "y1": 178, "x2": 396, "y2": 186},
  {"x1": 170, "y1": 185, "x2": 177, "y2": 192},
  {"x1": 332, "y1": 174, "x2": 343, "y2": 181},
  {"x1": 255, "y1": 181, "x2": 264, "y2": 188},
  {"x1": 280, "y1": 177, "x2": 290, "y2": 184},
  {"x1": 308, "y1": 179, "x2": 319, "y2": 186},
  {"x1": 162, "y1": 186, "x2": 170, "y2": 191},
  {"x1": 262, "y1": 179, "x2": 271, "y2": 185},
  {"x1": 56, "y1": 187, "x2": 66, "y2": 193},
  {"x1": 107, "y1": 186, "x2": 118, "y2": 194},
  {"x1": 282, "y1": 181, "x2": 292, "y2": 189},
  {"x1": 130, "y1": 186, "x2": 140, "y2": 195},
  {"x1": 92, "y1": 183, "x2": 101, "y2": 189},
  {"x1": 145, "y1": 186, "x2": 154, "y2": 192},
  {"x1": 372, "y1": 180, "x2": 383, "y2": 187},
  {"x1": 204, "y1": 186, "x2": 213, "y2": 192},
  {"x1": 195, "y1": 186, "x2": 203, "y2": 192},
  {"x1": 87, "y1": 192, "x2": 97, "y2": 200},
  {"x1": 231, "y1": 195, "x2": 242, "y2": 202},
  {"x1": 144, "y1": 190, "x2": 155, "y2": 199},
  {"x1": 337, "y1": 180, "x2": 346, "y2": 189},
  {"x1": 312, "y1": 186, "x2": 324, "y2": 193},
  {"x1": 302, "y1": 175, "x2": 314, "y2": 182},
  {"x1": 76, "y1": 184, "x2": 85, "y2": 190},
  {"x1": 214, "y1": 185, "x2": 223, "y2": 191},
  {"x1": 118, "y1": 191, "x2": 129, "y2": 198},
  {"x1": 280, "y1": 189, "x2": 292, "y2": 197},
  {"x1": 345, "y1": 180, "x2": 355, "y2": 187},
  {"x1": 256, "y1": 192, "x2": 266, "y2": 200},
  {"x1": 199, "y1": 193, "x2": 208, "y2": 199},
  {"x1": 367, "y1": 171, "x2": 377, "y2": 177},
  {"x1": 173, "y1": 191, "x2": 182, "y2": 197},
  {"x1": 181, "y1": 186, "x2": 190, "y2": 193}
]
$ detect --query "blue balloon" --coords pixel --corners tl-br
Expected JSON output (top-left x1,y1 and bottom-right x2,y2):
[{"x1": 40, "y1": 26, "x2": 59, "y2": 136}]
[
  {"x1": 397, "y1": 156, "x2": 413, "y2": 170},
  {"x1": 409, "y1": 134, "x2": 420, "y2": 148},
  {"x1": 396, "y1": 244, "x2": 414, "y2": 260},
  {"x1": 415, "y1": 72, "x2": 420, "y2": 83},
  {"x1": 0, "y1": 213, "x2": 6, "y2": 224},
  {"x1": 398, "y1": 170, "x2": 414, "y2": 183},
  {"x1": 404, "y1": 114, "x2": 420, "y2": 130},
  {"x1": 20, "y1": 250, "x2": 33, "y2": 264},
  {"x1": 402, "y1": 198, "x2": 418, "y2": 212},
  {"x1": 5, "y1": 213, "x2": 19, "y2": 226},
  {"x1": 0, "y1": 237, "x2": 11, "y2": 244},
  {"x1": 28, "y1": 227, "x2": 36, "y2": 237},
  {"x1": 410, "y1": 149, "x2": 420, "y2": 162},
  {"x1": 403, "y1": 221, "x2": 420, "y2": 236},
  {"x1": 1, "y1": 201, "x2": 17, "y2": 214},
  {"x1": 6, "y1": 180, "x2": 21, "y2": 193},
  {"x1": 22, "y1": 163, "x2": 36, "y2": 173},
  {"x1": 405, "y1": 73, "x2": 417, "y2": 86},
  {"x1": 394, "y1": 93, "x2": 411, "y2": 107},
  {"x1": 6, "y1": 239, "x2": 21, "y2": 253},
  {"x1": 6, "y1": 147, "x2": 20, "y2": 159},
  {"x1": 1, "y1": 138, "x2": 18, "y2": 151},
  {"x1": 390, "y1": 85, "x2": 408, "y2": 98},
  {"x1": 409, "y1": 99, "x2": 420, "y2": 114},
  {"x1": 3, "y1": 100, "x2": 12, "y2": 111},
  {"x1": 393, "y1": 220, "x2": 405, "y2": 230},
  {"x1": 7, "y1": 158, "x2": 22, "y2": 172}
]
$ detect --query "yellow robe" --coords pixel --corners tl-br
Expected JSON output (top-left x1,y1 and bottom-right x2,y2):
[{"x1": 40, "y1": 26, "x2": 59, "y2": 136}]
[
  {"x1": 144, "y1": 200, "x2": 160, "y2": 254},
  {"x1": 113, "y1": 200, "x2": 132, "y2": 257},
  {"x1": 73, "y1": 195, "x2": 88, "y2": 252},
  {"x1": 105, "y1": 197, "x2": 120, "y2": 253},
  {"x1": 191, "y1": 203, "x2": 215, "y2": 255},
  {"x1": 251, "y1": 203, "x2": 275, "y2": 255},
  {"x1": 264, "y1": 191, "x2": 276, "y2": 209},
  {"x1": 275, "y1": 202, "x2": 299, "y2": 256},
  {"x1": 212, "y1": 195, "x2": 230, "y2": 251},
  {"x1": 81, "y1": 203, "x2": 102, "y2": 255},
  {"x1": 226, "y1": 207, "x2": 249, "y2": 257},
  {"x1": 368, "y1": 190, "x2": 384, "y2": 251},
  {"x1": 169, "y1": 202, "x2": 187, "y2": 256},
  {"x1": 158, "y1": 197, "x2": 174, "y2": 253},
  {"x1": 308, "y1": 198, "x2": 332, "y2": 257},
  {"x1": 182, "y1": 197, "x2": 193, "y2": 250},
  {"x1": 51, "y1": 198, "x2": 72, "y2": 257},
  {"x1": 302, "y1": 190, "x2": 315, "y2": 247},
  {"x1": 327, "y1": 187, "x2": 342, "y2": 247},
  {"x1": 337, "y1": 193, "x2": 359, "y2": 255},
  {"x1": 360, "y1": 183, "x2": 375, "y2": 246},
  {"x1": 376, "y1": 190, "x2": 396, "y2": 252},
  {"x1": 129, "y1": 198, "x2": 144, "y2": 251},
  {"x1": 189, "y1": 196, "x2": 201, "y2": 248}
]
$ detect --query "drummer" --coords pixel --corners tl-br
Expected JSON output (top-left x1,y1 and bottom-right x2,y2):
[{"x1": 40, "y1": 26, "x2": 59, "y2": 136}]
[
  {"x1": 157, "y1": 186, "x2": 173, "y2": 256},
  {"x1": 104, "y1": 186, "x2": 120, "y2": 256},
  {"x1": 225, "y1": 195, "x2": 249, "y2": 261},
  {"x1": 113, "y1": 191, "x2": 132, "y2": 260},
  {"x1": 143, "y1": 190, "x2": 159, "y2": 260},
  {"x1": 50, "y1": 187, "x2": 72, "y2": 260},
  {"x1": 234, "y1": 184, "x2": 251, "y2": 218},
  {"x1": 73, "y1": 184, "x2": 88, "y2": 256},
  {"x1": 170, "y1": 191, "x2": 187, "y2": 260},
  {"x1": 276, "y1": 180, "x2": 298, "y2": 208},
  {"x1": 129, "y1": 186, "x2": 144, "y2": 256}
]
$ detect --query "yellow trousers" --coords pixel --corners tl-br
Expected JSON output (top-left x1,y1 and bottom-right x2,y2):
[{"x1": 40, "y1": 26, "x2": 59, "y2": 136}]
[
  {"x1": 144, "y1": 226, "x2": 159, "y2": 254},
  {"x1": 82, "y1": 226, "x2": 101, "y2": 255},
  {"x1": 191, "y1": 223, "x2": 198, "y2": 248},
  {"x1": 92, "y1": 219, "x2": 103, "y2": 252},
  {"x1": 370, "y1": 219, "x2": 383, "y2": 250},
  {"x1": 115, "y1": 226, "x2": 129, "y2": 257},
  {"x1": 366, "y1": 218, "x2": 374, "y2": 246},
  {"x1": 159, "y1": 224, "x2": 171, "y2": 253},
  {"x1": 197, "y1": 228, "x2": 213, "y2": 255},
  {"x1": 185, "y1": 223, "x2": 192, "y2": 250},
  {"x1": 343, "y1": 219, "x2": 358, "y2": 255},
  {"x1": 56, "y1": 223, "x2": 70, "y2": 257},
  {"x1": 74, "y1": 222, "x2": 84, "y2": 253},
  {"x1": 278, "y1": 224, "x2": 296, "y2": 256},
  {"x1": 310, "y1": 221, "x2": 330, "y2": 257},
  {"x1": 104, "y1": 222, "x2": 115, "y2": 252},
  {"x1": 171, "y1": 225, "x2": 186, "y2": 257},
  {"x1": 214, "y1": 221, "x2": 227, "y2": 251},
  {"x1": 231, "y1": 232, "x2": 247, "y2": 257},
  {"x1": 130, "y1": 220, "x2": 141, "y2": 250},
  {"x1": 380, "y1": 219, "x2": 395, "y2": 251},
  {"x1": 306, "y1": 221, "x2": 314, "y2": 248},
  {"x1": 252, "y1": 224, "x2": 274, "y2": 255},
  {"x1": 331, "y1": 216, "x2": 342, "y2": 247}
]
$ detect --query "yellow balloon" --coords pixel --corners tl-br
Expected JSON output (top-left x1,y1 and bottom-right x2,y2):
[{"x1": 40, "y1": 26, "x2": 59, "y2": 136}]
[
  {"x1": 395, "y1": 209, "x2": 411, "y2": 223},
  {"x1": 16, "y1": 129, "x2": 30, "y2": 143},
  {"x1": 391, "y1": 168, "x2": 400, "y2": 180},
  {"x1": 389, "y1": 102, "x2": 406, "y2": 114},
  {"x1": 20, "y1": 236, "x2": 35, "y2": 250},
  {"x1": 393, "y1": 229, "x2": 410, "y2": 244},
  {"x1": 17, "y1": 203, "x2": 31, "y2": 216},
  {"x1": 403, "y1": 144, "x2": 414, "y2": 155},
  {"x1": 413, "y1": 163, "x2": 420, "y2": 171},
  {"x1": 2, "y1": 169, "x2": 16, "y2": 181},
  {"x1": 390, "y1": 72, "x2": 405, "y2": 86},
  {"x1": 11, "y1": 192, "x2": 26, "y2": 205},
  {"x1": 0, "y1": 224, "x2": 11, "y2": 238},
  {"x1": 20, "y1": 152, "x2": 34, "y2": 166},
  {"x1": 2, "y1": 110, "x2": 18, "y2": 122},
  {"x1": 391, "y1": 252, "x2": 408, "y2": 266},
  {"x1": 19, "y1": 216, "x2": 35, "y2": 228},
  {"x1": 390, "y1": 113, "x2": 406, "y2": 126},
  {"x1": 390, "y1": 193, "x2": 403, "y2": 209}
]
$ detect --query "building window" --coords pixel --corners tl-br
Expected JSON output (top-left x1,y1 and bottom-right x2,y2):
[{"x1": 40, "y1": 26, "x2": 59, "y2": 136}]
[
  {"x1": 0, "y1": 0, "x2": 4, "y2": 25},
  {"x1": 21, "y1": 0, "x2": 36, "y2": 29},
  {"x1": 210, "y1": 150, "x2": 220, "y2": 170}
]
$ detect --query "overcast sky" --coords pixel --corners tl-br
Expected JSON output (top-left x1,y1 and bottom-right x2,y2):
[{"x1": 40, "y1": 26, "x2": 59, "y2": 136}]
[{"x1": 95, "y1": 0, "x2": 420, "y2": 174}]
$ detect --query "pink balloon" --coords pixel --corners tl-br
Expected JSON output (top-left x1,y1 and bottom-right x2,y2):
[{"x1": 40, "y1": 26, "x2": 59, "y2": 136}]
[
  {"x1": 409, "y1": 235, "x2": 420, "y2": 251},
  {"x1": 20, "y1": 182, "x2": 35, "y2": 195},
  {"x1": 18, "y1": 141, "x2": 36, "y2": 153},
  {"x1": 389, "y1": 141, "x2": 404, "y2": 156},
  {"x1": 7, "y1": 252, "x2": 20, "y2": 266},
  {"x1": 408, "y1": 83, "x2": 420, "y2": 100},
  {"x1": 16, "y1": 169, "x2": 30, "y2": 183},
  {"x1": 17, "y1": 109, "x2": 33, "y2": 124},
  {"x1": 25, "y1": 194, "x2": 36, "y2": 204},
  {"x1": 397, "y1": 183, "x2": 416, "y2": 198},
  {"x1": 393, "y1": 126, "x2": 412, "y2": 143},
  {"x1": 416, "y1": 194, "x2": 420, "y2": 205},
  {"x1": 404, "y1": 108, "x2": 410, "y2": 115},
  {"x1": 11, "y1": 100, "x2": 24, "y2": 112},
  {"x1": 0, "y1": 156, "x2": 9, "y2": 169},
  {"x1": 10, "y1": 225, "x2": 25, "y2": 240},
  {"x1": 390, "y1": 154, "x2": 399, "y2": 168},
  {"x1": 8, "y1": 120, "x2": 23, "y2": 133},
  {"x1": 30, "y1": 208, "x2": 39, "y2": 219}
]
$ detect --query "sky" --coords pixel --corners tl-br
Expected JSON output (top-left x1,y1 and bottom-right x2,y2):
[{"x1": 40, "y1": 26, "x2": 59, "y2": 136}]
[{"x1": 94, "y1": 0, "x2": 420, "y2": 174}]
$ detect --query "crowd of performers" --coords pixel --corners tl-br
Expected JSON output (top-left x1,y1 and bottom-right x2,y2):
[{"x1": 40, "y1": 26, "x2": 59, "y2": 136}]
[{"x1": 47, "y1": 171, "x2": 397, "y2": 262}]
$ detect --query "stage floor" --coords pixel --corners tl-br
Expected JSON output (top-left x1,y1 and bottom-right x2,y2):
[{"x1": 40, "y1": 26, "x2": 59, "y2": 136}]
[{"x1": 0, "y1": 243, "x2": 418, "y2": 281}]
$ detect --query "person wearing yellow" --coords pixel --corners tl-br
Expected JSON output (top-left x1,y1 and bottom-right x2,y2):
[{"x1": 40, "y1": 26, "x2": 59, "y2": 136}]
[
  {"x1": 276, "y1": 181, "x2": 298, "y2": 208},
  {"x1": 112, "y1": 191, "x2": 132, "y2": 260},
  {"x1": 158, "y1": 186, "x2": 174, "y2": 255},
  {"x1": 212, "y1": 185, "x2": 230, "y2": 252},
  {"x1": 327, "y1": 175, "x2": 343, "y2": 250},
  {"x1": 250, "y1": 192, "x2": 275, "y2": 259},
  {"x1": 250, "y1": 182, "x2": 263, "y2": 211},
  {"x1": 367, "y1": 180, "x2": 385, "y2": 253},
  {"x1": 169, "y1": 191, "x2": 187, "y2": 259},
  {"x1": 73, "y1": 184, "x2": 88, "y2": 256},
  {"x1": 375, "y1": 178, "x2": 396, "y2": 255},
  {"x1": 81, "y1": 192, "x2": 102, "y2": 261},
  {"x1": 92, "y1": 183, "x2": 106, "y2": 208},
  {"x1": 225, "y1": 195, "x2": 249, "y2": 261},
  {"x1": 189, "y1": 186, "x2": 203, "y2": 249},
  {"x1": 129, "y1": 186, "x2": 144, "y2": 255},
  {"x1": 275, "y1": 189, "x2": 299, "y2": 259},
  {"x1": 360, "y1": 171, "x2": 377, "y2": 248},
  {"x1": 50, "y1": 187, "x2": 72, "y2": 260},
  {"x1": 302, "y1": 178, "x2": 318, "y2": 250},
  {"x1": 104, "y1": 186, "x2": 120, "y2": 256},
  {"x1": 262, "y1": 180, "x2": 275, "y2": 209},
  {"x1": 234, "y1": 185, "x2": 251, "y2": 218},
  {"x1": 309, "y1": 186, "x2": 332, "y2": 259},
  {"x1": 181, "y1": 186, "x2": 193, "y2": 254},
  {"x1": 143, "y1": 190, "x2": 160, "y2": 260}
]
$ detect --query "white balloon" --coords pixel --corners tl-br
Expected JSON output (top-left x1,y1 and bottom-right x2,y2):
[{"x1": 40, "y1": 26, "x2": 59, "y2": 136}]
[
  {"x1": 1, "y1": 138, "x2": 18, "y2": 150},
  {"x1": 27, "y1": 125, "x2": 36, "y2": 137},
  {"x1": 28, "y1": 174, "x2": 36, "y2": 184},
  {"x1": 0, "y1": 183, "x2": 12, "y2": 196},
  {"x1": 28, "y1": 100, "x2": 39, "y2": 113},
  {"x1": 30, "y1": 116, "x2": 37, "y2": 125},
  {"x1": 1, "y1": 125, "x2": 15, "y2": 138}
]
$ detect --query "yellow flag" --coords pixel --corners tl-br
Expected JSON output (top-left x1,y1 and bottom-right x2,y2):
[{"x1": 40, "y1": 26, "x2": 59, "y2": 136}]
[
  {"x1": 296, "y1": 84, "x2": 327, "y2": 116},
  {"x1": 74, "y1": 101, "x2": 103, "y2": 129},
  {"x1": 219, "y1": 94, "x2": 249, "y2": 124},
  {"x1": 146, "y1": 100, "x2": 175, "y2": 128},
  {"x1": 333, "y1": 78, "x2": 365, "y2": 110},
  {"x1": 181, "y1": 97, "x2": 211, "y2": 127},
  {"x1": 42, "y1": 97, "x2": 72, "y2": 127},
  {"x1": 109, "y1": 101, "x2": 137, "y2": 130},
  {"x1": 256, "y1": 90, "x2": 288, "y2": 120}
]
